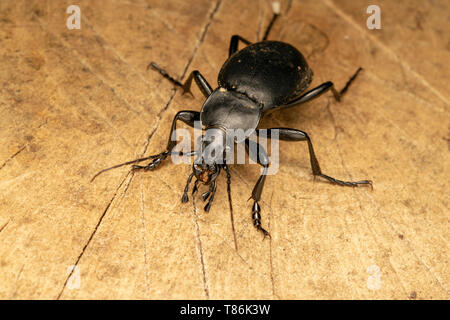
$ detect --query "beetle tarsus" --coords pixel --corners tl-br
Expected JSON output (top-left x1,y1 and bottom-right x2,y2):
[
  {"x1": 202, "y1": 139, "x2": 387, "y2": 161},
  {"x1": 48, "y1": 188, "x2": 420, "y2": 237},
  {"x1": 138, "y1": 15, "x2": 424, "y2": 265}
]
[
  {"x1": 258, "y1": 226, "x2": 271, "y2": 240},
  {"x1": 132, "y1": 152, "x2": 168, "y2": 172},
  {"x1": 252, "y1": 201, "x2": 270, "y2": 239},
  {"x1": 148, "y1": 62, "x2": 183, "y2": 87},
  {"x1": 316, "y1": 174, "x2": 373, "y2": 188},
  {"x1": 339, "y1": 67, "x2": 363, "y2": 97}
]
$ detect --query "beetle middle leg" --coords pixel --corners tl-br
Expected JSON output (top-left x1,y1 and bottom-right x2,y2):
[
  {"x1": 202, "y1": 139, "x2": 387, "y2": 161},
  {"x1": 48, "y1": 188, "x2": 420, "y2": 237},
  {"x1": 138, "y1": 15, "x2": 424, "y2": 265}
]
[
  {"x1": 282, "y1": 67, "x2": 363, "y2": 107},
  {"x1": 256, "y1": 128, "x2": 372, "y2": 188},
  {"x1": 132, "y1": 110, "x2": 200, "y2": 171},
  {"x1": 245, "y1": 138, "x2": 271, "y2": 238},
  {"x1": 148, "y1": 62, "x2": 212, "y2": 98}
]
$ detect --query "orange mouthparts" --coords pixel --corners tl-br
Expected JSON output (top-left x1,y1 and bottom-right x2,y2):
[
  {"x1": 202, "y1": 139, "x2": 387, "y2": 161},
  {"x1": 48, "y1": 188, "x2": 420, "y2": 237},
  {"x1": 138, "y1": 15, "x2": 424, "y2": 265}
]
[{"x1": 199, "y1": 170, "x2": 211, "y2": 183}]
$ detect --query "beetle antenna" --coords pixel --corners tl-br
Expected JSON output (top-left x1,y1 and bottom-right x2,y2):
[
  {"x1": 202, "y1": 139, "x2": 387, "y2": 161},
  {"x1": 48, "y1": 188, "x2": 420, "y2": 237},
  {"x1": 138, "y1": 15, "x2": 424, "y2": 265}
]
[{"x1": 262, "y1": 2, "x2": 280, "y2": 41}]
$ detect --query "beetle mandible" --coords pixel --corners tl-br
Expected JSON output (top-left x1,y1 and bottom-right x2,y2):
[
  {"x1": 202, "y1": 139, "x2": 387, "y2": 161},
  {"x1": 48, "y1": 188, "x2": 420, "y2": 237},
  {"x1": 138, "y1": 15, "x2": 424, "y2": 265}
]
[{"x1": 92, "y1": 5, "x2": 372, "y2": 238}]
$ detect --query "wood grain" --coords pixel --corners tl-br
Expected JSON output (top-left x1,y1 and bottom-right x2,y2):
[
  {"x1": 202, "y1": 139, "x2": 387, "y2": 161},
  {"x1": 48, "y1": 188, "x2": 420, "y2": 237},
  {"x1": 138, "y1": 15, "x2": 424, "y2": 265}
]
[{"x1": 0, "y1": 0, "x2": 448, "y2": 299}]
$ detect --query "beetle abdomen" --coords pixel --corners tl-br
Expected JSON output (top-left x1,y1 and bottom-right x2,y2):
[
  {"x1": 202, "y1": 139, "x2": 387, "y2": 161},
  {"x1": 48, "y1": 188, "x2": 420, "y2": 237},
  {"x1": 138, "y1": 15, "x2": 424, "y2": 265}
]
[{"x1": 218, "y1": 41, "x2": 313, "y2": 109}]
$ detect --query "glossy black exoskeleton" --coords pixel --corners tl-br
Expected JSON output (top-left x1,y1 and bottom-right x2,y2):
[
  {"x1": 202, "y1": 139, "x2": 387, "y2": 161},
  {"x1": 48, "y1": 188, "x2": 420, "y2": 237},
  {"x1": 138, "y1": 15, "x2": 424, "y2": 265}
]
[{"x1": 92, "y1": 8, "x2": 372, "y2": 238}]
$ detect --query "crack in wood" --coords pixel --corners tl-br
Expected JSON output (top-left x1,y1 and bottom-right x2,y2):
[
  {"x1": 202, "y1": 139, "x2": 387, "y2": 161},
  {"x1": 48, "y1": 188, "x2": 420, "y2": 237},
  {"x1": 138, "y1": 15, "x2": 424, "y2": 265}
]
[
  {"x1": 1, "y1": 0, "x2": 448, "y2": 301},
  {"x1": 0, "y1": 220, "x2": 10, "y2": 234},
  {"x1": 0, "y1": 145, "x2": 27, "y2": 171},
  {"x1": 268, "y1": 191, "x2": 279, "y2": 299},
  {"x1": 62, "y1": 0, "x2": 224, "y2": 299},
  {"x1": 361, "y1": 192, "x2": 450, "y2": 294},
  {"x1": 56, "y1": 171, "x2": 132, "y2": 299},
  {"x1": 325, "y1": 94, "x2": 449, "y2": 294},
  {"x1": 229, "y1": 167, "x2": 277, "y2": 297},
  {"x1": 191, "y1": 196, "x2": 210, "y2": 299},
  {"x1": 139, "y1": 177, "x2": 151, "y2": 296},
  {"x1": 256, "y1": 0, "x2": 265, "y2": 41}
]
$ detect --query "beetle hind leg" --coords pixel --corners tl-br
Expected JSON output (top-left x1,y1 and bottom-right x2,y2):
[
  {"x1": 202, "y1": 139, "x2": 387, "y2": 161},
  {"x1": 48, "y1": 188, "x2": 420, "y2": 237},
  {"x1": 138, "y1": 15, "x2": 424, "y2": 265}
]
[
  {"x1": 228, "y1": 35, "x2": 252, "y2": 56},
  {"x1": 262, "y1": 2, "x2": 280, "y2": 41},
  {"x1": 228, "y1": 3, "x2": 280, "y2": 57}
]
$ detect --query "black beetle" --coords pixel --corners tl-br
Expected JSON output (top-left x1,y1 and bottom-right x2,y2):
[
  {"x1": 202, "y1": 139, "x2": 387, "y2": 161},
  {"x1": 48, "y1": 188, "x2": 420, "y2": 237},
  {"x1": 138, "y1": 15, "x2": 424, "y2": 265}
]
[{"x1": 92, "y1": 7, "x2": 372, "y2": 237}]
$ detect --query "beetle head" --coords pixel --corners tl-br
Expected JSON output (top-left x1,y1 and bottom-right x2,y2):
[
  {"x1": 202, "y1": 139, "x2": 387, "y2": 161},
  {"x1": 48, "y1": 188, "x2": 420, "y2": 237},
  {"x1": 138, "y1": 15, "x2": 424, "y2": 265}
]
[
  {"x1": 193, "y1": 162, "x2": 220, "y2": 184},
  {"x1": 192, "y1": 127, "x2": 227, "y2": 184}
]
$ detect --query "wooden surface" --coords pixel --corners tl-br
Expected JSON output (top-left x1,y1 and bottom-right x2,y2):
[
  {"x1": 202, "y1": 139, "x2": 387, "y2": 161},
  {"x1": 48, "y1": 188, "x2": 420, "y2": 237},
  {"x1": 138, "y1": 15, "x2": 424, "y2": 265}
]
[{"x1": 0, "y1": 0, "x2": 448, "y2": 299}]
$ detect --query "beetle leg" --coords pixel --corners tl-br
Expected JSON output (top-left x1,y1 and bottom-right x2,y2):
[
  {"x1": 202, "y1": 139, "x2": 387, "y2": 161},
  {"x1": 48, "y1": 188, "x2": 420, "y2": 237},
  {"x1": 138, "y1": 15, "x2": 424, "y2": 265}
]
[
  {"x1": 204, "y1": 180, "x2": 217, "y2": 212},
  {"x1": 192, "y1": 179, "x2": 200, "y2": 196},
  {"x1": 181, "y1": 70, "x2": 213, "y2": 98},
  {"x1": 148, "y1": 62, "x2": 212, "y2": 98},
  {"x1": 181, "y1": 173, "x2": 195, "y2": 203},
  {"x1": 262, "y1": 3, "x2": 280, "y2": 41},
  {"x1": 147, "y1": 62, "x2": 183, "y2": 87},
  {"x1": 229, "y1": 2, "x2": 279, "y2": 56},
  {"x1": 201, "y1": 181, "x2": 215, "y2": 202},
  {"x1": 133, "y1": 110, "x2": 200, "y2": 171},
  {"x1": 282, "y1": 67, "x2": 363, "y2": 107},
  {"x1": 229, "y1": 35, "x2": 252, "y2": 56},
  {"x1": 131, "y1": 151, "x2": 169, "y2": 171},
  {"x1": 256, "y1": 128, "x2": 372, "y2": 188},
  {"x1": 245, "y1": 139, "x2": 271, "y2": 238},
  {"x1": 91, "y1": 109, "x2": 198, "y2": 179}
]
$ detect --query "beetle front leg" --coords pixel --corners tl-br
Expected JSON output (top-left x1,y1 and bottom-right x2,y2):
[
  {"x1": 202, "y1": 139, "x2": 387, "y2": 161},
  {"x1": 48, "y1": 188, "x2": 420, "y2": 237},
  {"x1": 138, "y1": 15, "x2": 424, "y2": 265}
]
[
  {"x1": 245, "y1": 139, "x2": 271, "y2": 238},
  {"x1": 131, "y1": 152, "x2": 169, "y2": 171},
  {"x1": 181, "y1": 173, "x2": 195, "y2": 203},
  {"x1": 133, "y1": 110, "x2": 200, "y2": 172}
]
